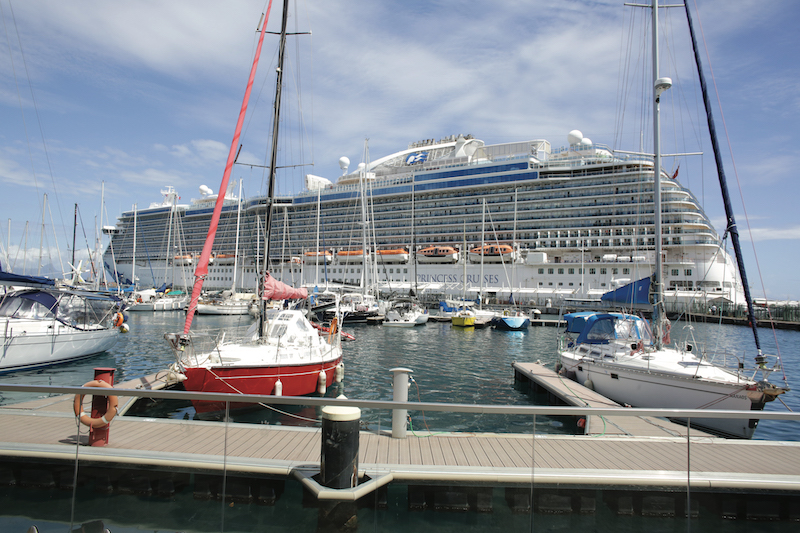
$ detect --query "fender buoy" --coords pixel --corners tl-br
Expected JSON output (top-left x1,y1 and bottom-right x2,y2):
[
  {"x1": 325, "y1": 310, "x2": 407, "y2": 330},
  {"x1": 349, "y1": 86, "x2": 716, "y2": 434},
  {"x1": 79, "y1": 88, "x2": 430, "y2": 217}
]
[
  {"x1": 73, "y1": 380, "x2": 118, "y2": 428},
  {"x1": 113, "y1": 312, "x2": 124, "y2": 327}
]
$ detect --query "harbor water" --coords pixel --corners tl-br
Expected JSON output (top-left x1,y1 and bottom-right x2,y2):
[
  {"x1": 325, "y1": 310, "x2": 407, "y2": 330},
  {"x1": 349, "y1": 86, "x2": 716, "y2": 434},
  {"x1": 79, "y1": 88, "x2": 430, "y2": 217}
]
[{"x1": 0, "y1": 311, "x2": 798, "y2": 532}]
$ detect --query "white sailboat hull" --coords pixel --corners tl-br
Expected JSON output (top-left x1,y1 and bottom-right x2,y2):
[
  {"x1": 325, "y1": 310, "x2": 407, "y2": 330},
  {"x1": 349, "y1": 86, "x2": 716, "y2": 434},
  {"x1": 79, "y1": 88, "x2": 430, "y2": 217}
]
[
  {"x1": 0, "y1": 318, "x2": 119, "y2": 372},
  {"x1": 196, "y1": 302, "x2": 251, "y2": 315},
  {"x1": 561, "y1": 353, "x2": 760, "y2": 438}
]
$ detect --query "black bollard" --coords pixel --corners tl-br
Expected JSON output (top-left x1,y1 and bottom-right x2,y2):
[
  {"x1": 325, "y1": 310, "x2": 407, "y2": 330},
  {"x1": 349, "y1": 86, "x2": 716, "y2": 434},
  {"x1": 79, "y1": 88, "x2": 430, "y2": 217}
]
[{"x1": 320, "y1": 404, "x2": 361, "y2": 489}]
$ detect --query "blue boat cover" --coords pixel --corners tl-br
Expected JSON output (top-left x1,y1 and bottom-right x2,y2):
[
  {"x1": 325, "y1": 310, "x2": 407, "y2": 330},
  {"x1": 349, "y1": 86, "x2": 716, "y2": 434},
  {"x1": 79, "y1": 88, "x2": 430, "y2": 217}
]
[
  {"x1": 601, "y1": 276, "x2": 651, "y2": 307},
  {"x1": 17, "y1": 290, "x2": 59, "y2": 313},
  {"x1": 570, "y1": 312, "x2": 652, "y2": 345},
  {"x1": 0, "y1": 264, "x2": 55, "y2": 287},
  {"x1": 563, "y1": 311, "x2": 601, "y2": 334}
]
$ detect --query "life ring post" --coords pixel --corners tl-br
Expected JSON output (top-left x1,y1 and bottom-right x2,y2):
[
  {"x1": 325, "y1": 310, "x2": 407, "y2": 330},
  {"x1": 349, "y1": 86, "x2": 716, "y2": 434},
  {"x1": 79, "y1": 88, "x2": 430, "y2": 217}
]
[{"x1": 89, "y1": 367, "x2": 116, "y2": 446}]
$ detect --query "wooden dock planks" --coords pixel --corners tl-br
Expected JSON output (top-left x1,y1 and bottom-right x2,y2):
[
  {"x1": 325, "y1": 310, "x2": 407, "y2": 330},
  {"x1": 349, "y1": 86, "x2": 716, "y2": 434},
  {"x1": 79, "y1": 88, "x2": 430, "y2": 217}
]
[{"x1": 0, "y1": 378, "x2": 799, "y2": 492}]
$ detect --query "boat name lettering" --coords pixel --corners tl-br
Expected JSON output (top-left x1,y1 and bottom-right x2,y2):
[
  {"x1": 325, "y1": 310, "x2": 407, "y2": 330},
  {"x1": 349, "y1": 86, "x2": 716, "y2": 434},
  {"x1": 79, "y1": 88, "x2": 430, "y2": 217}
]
[{"x1": 416, "y1": 274, "x2": 499, "y2": 284}]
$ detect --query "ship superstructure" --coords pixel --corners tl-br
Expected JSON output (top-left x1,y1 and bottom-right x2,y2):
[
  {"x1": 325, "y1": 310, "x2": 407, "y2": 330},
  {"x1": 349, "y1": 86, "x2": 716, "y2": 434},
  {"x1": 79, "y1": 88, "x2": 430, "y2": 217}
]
[{"x1": 104, "y1": 131, "x2": 741, "y2": 308}]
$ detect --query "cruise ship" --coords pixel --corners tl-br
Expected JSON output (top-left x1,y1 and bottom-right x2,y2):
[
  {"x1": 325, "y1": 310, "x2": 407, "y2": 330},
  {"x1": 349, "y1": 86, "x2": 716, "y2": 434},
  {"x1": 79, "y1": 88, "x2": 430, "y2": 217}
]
[{"x1": 103, "y1": 130, "x2": 743, "y2": 308}]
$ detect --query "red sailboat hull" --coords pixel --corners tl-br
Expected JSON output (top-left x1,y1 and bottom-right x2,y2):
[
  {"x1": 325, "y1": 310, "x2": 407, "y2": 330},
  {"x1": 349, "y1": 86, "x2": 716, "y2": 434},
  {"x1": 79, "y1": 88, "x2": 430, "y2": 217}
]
[{"x1": 184, "y1": 355, "x2": 342, "y2": 414}]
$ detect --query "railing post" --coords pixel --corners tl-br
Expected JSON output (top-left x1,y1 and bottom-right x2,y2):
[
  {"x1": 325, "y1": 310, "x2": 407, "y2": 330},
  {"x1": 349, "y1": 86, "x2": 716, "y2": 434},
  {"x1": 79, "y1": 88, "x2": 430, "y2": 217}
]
[{"x1": 390, "y1": 367, "x2": 413, "y2": 439}]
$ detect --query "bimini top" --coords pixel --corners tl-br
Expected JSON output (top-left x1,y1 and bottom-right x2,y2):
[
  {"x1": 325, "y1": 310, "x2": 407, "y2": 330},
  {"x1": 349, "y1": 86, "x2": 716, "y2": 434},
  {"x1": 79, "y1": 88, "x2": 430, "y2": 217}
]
[{"x1": 564, "y1": 312, "x2": 653, "y2": 345}]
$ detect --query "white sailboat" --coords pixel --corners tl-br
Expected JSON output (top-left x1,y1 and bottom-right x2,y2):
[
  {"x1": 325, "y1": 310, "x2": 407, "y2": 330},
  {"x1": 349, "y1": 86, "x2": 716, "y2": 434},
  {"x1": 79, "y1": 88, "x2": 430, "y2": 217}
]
[
  {"x1": 557, "y1": 0, "x2": 788, "y2": 439},
  {"x1": 0, "y1": 270, "x2": 124, "y2": 372}
]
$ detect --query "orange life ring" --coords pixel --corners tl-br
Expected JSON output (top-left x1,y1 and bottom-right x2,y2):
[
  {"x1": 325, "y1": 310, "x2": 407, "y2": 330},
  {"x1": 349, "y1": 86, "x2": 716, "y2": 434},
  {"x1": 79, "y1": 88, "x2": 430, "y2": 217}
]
[
  {"x1": 113, "y1": 312, "x2": 124, "y2": 327},
  {"x1": 73, "y1": 380, "x2": 119, "y2": 428}
]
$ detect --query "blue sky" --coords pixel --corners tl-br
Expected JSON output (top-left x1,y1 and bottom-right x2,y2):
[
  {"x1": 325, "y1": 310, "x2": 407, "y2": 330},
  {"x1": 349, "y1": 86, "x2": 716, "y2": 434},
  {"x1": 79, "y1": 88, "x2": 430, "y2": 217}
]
[{"x1": 0, "y1": 0, "x2": 798, "y2": 300}]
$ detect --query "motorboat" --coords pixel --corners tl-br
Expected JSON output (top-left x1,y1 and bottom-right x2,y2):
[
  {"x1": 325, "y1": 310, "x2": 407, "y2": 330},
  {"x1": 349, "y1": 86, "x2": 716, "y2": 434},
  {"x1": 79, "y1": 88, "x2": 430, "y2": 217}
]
[
  {"x1": 491, "y1": 310, "x2": 531, "y2": 331},
  {"x1": 383, "y1": 298, "x2": 428, "y2": 327}
]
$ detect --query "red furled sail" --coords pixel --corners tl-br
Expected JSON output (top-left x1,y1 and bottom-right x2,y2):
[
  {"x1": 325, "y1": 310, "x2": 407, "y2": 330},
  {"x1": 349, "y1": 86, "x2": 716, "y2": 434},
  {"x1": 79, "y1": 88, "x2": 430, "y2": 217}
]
[
  {"x1": 183, "y1": 1, "x2": 274, "y2": 334},
  {"x1": 262, "y1": 272, "x2": 308, "y2": 300}
]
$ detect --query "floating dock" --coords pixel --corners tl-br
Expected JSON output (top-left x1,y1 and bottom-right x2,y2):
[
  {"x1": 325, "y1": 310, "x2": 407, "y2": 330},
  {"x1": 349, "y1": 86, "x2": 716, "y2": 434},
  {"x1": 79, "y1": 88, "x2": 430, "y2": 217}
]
[
  {"x1": 1, "y1": 370, "x2": 799, "y2": 521},
  {"x1": 512, "y1": 361, "x2": 714, "y2": 437}
]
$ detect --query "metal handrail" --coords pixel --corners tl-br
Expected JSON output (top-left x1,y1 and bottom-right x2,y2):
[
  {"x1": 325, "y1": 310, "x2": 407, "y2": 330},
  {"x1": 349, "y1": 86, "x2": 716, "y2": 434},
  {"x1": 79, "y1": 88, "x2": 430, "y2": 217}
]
[{"x1": 1, "y1": 383, "x2": 797, "y2": 423}]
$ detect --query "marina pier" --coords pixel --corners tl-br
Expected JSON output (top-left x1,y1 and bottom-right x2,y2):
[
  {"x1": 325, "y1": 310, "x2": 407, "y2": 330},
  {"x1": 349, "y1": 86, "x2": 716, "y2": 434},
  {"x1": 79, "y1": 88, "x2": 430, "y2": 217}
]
[{"x1": 1, "y1": 375, "x2": 799, "y2": 523}]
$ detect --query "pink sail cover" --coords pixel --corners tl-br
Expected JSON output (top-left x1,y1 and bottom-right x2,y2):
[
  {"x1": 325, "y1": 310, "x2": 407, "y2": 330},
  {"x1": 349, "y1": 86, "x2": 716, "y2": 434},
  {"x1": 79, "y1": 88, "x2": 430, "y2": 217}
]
[
  {"x1": 183, "y1": 1, "x2": 274, "y2": 335},
  {"x1": 262, "y1": 272, "x2": 308, "y2": 300}
]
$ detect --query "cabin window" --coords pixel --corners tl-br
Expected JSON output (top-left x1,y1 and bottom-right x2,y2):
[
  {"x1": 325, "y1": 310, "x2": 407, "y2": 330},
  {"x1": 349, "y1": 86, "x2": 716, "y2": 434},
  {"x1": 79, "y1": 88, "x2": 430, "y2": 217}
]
[
  {"x1": 558, "y1": 268, "x2": 564, "y2": 274},
  {"x1": 589, "y1": 268, "x2": 596, "y2": 275},
  {"x1": 548, "y1": 268, "x2": 554, "y2": 274},
  {"x1": 600, "y1": 268, "x2": 607, "y2": 275},
  {"x1": 538, "y1": 269, "x2": 544, "y2": 274},
  {"x1": 671, "y1": 269, "x2": 679, "y2": 276},
  {"x1": 568, "y1": 268, "x2": 574, "y2": 274},
  {"x1": 623, "y1": 268, "x2": 630, "y2": 275},
  {"x1": 612, "y1": 268, "x2": 618, "y2": 275},
  {"x1": 685, "y1": 269, "x2": 692, "y2": 276}
]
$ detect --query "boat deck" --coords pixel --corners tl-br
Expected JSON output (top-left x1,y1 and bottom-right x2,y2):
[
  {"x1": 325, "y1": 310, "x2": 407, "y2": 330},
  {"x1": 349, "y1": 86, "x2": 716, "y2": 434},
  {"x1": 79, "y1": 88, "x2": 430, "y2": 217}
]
[{"x1": 1, "y1": 371, "x2": 799, "y2": 493}]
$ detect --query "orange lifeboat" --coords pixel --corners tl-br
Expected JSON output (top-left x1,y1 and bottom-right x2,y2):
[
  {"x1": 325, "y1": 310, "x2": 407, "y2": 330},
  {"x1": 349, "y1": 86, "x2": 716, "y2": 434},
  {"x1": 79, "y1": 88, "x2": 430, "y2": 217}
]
[
  {"x1": 174, "y1": 254, "x2": 195, "y2": 266},
  {"x1": 418, "y1": 245, "x2": 459, "y2": 264},
  {"x1": 375, "y1": 248, "x2": 409, "y2": 264},
  {"x1": 337, "y1": 249, "x2": 366, "y2": 263},
  {"x1": 468, "y1": 244, "x2": 515, "y2": 263},
  {"x1": 304, "y1": 250, "x2": 332, "y2": 264}
]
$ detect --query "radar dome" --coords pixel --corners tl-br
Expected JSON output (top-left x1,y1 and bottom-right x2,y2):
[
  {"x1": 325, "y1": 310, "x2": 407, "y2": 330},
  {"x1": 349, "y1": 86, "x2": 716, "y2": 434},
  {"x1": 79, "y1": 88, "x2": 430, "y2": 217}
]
[
  {"x1": 581, "y1": 137, "x2": 592, "y2": 146},
  {"x1": 567, "y1": 130, "x2": 583, "y2": 145},
  {"x1": 357, "y1": 162, "x2": 366, "y2": 171},
  {"x1": 339, "y1": 156, "x2": 350, "y2": 171},
  {"x1": 199, "y1": 185, "x2": 213, "y2": 196}
]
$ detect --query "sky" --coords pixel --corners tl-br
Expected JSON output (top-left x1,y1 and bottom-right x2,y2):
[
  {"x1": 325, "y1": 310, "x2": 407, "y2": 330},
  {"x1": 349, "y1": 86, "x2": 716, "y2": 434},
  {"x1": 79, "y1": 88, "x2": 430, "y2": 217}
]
[{"x1": 0, "y1": 0, "x2": 798, "y2": 300}]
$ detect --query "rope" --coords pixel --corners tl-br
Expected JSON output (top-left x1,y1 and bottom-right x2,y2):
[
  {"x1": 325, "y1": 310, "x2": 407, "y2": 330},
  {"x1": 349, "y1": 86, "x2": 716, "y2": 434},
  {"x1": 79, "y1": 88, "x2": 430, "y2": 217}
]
[{"x1": 206, "y1": 367, "x2": 322, "y2": 424}]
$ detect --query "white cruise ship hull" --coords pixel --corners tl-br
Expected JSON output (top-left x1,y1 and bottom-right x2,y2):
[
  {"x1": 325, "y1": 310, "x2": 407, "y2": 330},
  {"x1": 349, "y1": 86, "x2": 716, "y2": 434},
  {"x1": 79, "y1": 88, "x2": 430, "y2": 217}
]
[{"x1": 104, "y1": 133, "x2": 745, "y2": 309}]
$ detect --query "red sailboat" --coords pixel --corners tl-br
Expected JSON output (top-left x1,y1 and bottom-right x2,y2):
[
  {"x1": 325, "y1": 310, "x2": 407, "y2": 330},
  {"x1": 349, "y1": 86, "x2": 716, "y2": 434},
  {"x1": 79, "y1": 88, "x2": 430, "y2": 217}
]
[{"x1": 165, "y1": 0, "x2": 343, "y2": 414}]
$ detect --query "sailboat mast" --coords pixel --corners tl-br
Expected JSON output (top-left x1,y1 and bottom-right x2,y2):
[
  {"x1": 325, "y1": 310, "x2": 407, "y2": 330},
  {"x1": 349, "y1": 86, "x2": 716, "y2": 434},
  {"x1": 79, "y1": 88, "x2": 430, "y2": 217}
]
[
  {"x1": 231, "y1": 180, "x2": 242, "y2": 291},
  {"x1": 650, "y1": 0, "x2": 665, "y2": 349},
  {"x1": 315, "y1": 187, "x2": 321, "y2": 285},
  {"x1": 163, "y1": 192, "x2": 175, "y2": 286},
  {"x1": 71, "y1": 204, "x2": 77, "y2": 271},
  {"x1": 38, "y1": 193, "x2": 46, "y2": 276},
  {"x1": 132, "y1": 204, "x2": 137, "y2": 288},
  {"x1": 263, "y1": 0, "x2": 289, "y2": 271},
  {"x1": 683, "y1": 3, "x2": 762, "y2": 354},
  {"x1": 479, "y1": 198, "x2": 486, "y2": 309}
]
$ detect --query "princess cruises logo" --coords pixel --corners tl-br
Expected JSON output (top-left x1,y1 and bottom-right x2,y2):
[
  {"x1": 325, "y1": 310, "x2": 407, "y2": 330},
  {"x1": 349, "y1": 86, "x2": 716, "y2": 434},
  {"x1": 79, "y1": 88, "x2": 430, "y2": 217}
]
[{"x1": 406, "y1": 152, "x2": 428, "y2": 165}]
